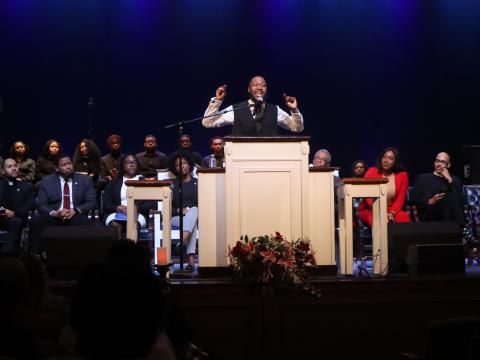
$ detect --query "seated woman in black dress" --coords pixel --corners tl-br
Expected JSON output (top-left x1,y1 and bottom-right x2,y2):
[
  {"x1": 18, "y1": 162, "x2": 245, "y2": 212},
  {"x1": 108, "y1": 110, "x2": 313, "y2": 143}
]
[
  {"x1": 103, "y1": 154, "x2": 155, "y2": 239},
  {"x1": 73, "y1": 138, "x2": 101, "y2": 183},
  {"x1": 35, "y1": 139, "x2": 62, "y2": 183},
  {"x1": 10, "y1": 140, "x2": 35, "y2": 182}
]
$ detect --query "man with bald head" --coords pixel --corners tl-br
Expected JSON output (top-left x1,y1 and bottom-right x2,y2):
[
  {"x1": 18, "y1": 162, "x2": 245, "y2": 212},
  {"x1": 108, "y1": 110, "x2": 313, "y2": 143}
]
[
  {"x1": 203, "y1": 76, "x2": 304, "y2": 136},
  {"x1": 412, "y1": 152, "x2": 466, "y2": 228},
  {"x1": 0, "y1": 158, "x2": 34, "y2": 252}
]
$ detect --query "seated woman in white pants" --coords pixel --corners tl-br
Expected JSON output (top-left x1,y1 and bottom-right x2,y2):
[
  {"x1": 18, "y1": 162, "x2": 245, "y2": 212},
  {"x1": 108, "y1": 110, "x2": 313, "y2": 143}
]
[{"x1": 169, "y1": 151, "x2": 198, "y2": 272}]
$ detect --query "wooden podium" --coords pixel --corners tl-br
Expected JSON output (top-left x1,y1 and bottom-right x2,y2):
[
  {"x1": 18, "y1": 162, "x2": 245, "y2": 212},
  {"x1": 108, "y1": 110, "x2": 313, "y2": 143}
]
[
  {"x1": 125, "y1": 180, "x2": 172, "y2": 261},
  {"x1": 337, "y1": 178, "x2": 389, "y2": 275},
  {"x1": 198, "y1": 136, "x2": 337, "y2": 268}
]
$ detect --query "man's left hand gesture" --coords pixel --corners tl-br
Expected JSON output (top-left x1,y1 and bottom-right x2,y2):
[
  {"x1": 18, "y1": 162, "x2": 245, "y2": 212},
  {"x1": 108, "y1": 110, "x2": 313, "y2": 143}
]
[
  {"x1": 441, "y1": 167, "x2": 453, "y2": 183},
  {"x1": 283, "y1": 94, "x2": 298, "y2": 112},
  {"x1": 3, "y1": 209, "x2": 15, "y2": 219}
]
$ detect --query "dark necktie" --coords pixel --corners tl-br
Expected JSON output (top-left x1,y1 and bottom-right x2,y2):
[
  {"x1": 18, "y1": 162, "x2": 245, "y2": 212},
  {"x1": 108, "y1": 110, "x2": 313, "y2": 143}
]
[{"x1": 63, "y1": 181, "x2": 71, "y2": 209}]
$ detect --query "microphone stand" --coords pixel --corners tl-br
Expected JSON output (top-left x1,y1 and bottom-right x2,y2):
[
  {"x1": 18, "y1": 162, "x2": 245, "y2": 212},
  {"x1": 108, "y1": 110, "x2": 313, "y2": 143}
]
[
  {"x1": 87, "y1": 97, "x2": 95, "y2": 140},
  {"x1": 164, "y1": 102, "x2": 254, "y2": 272}
]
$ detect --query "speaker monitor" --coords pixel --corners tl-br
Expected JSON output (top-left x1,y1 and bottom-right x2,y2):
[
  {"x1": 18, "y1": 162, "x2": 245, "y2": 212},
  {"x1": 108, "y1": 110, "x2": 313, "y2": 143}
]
[
  {"x1": 388, "y1": 222, "x2": 464, "y2": 274},
  {"x1": 41, "y1": 225, "x2": 117, "y2": 275}
]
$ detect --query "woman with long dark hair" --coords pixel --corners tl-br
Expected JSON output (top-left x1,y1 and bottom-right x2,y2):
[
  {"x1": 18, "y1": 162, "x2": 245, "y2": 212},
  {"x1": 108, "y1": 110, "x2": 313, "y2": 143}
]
[
  {"x1": 35, "y1": 139, "x2": 62, "y2": 183},
  {"x1": 168, "y1": 150, "x2": 198, "y2": 272},
  {"x1": 359, "y1": 147, "x2": 410, "y2": 226},
  {"x1": 10, "y1": 141, "x2": 35, "y2": 182},
  {"x1": 73, "y1": 138, "x2": 101, "y2": 182}
]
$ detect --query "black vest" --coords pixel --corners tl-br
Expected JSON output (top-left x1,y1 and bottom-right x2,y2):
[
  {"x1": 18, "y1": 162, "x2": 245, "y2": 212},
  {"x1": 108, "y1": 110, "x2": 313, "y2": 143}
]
[{"x1": 232, "y1": 101, "x2": 278, "y2": 136}]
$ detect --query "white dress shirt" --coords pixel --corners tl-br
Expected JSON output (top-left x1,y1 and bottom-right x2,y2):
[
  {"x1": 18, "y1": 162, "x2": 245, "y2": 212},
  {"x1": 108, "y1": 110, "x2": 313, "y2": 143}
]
[{"x1": 203, "y1": 98, "x2": 304, "y2": 132}]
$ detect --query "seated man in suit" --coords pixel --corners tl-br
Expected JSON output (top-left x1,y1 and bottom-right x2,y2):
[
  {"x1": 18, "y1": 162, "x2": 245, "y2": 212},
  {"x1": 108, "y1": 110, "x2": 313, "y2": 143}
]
[
  {"x1": 30, "y1": 154, "x2": 97, "y2": 255},
  {"x1": 0, "y1": 158, "x2": 35, "y2": 252}
]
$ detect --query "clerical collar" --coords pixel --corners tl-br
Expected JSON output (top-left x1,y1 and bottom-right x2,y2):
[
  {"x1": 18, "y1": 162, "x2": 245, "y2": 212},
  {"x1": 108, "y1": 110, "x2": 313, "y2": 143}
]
[{"x1": 3, "y1": 177, "x2": 16, "y2": 186}]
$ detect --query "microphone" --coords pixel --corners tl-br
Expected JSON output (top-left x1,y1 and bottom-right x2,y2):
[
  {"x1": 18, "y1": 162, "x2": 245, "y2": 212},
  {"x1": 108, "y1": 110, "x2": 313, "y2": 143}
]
[
  {"x1": 254, "y1": 96, "x2": 264, "y2": 111},
  {"x1": 253, "y1": 96, "x2": 264, "y2": 125}
]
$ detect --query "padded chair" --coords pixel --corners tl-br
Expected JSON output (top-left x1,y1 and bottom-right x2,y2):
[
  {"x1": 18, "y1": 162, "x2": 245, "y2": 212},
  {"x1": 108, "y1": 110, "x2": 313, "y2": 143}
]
[{"x1": 464, "y1": 185, "x2": 480, "y2": 265}]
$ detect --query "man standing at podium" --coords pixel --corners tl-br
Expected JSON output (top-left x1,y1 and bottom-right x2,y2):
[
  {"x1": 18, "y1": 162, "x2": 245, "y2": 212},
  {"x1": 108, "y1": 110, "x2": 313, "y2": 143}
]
[{"x1": 203, "y1": 76, "x2": 304, "y2": 135}]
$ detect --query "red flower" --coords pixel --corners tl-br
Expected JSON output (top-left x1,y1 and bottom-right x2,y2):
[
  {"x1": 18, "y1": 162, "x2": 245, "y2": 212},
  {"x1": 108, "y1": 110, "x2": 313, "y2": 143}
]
[
  {"x1": 260, "y1": 250, "x2": 277, "y2": 264},
  {"x1": 278, "y1": 253, "x2": 296, "y2": 269},
  {"x1": 298, "y1": 241, "x2": 310, "y2": 252}
]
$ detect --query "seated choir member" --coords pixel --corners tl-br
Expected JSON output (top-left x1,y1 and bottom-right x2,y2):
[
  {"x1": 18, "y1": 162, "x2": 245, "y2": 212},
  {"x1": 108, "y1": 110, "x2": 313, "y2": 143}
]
[
  {"x1": 135, "y1": 134, "x2": 168, "y2": 179},
  {"x1": 97, "y1": 134, "x2": 124, "y2": 190},
  {"x1": 359, "y1": 147, "x2": 411, "y2": 226},
  {"x1": 73, "y1": 138, "x2": 102, "y2": 183},
  {"x1": 202, "y1": 136, "x2": 225, "y2": 168},
  {"x1": 10, "y1": 141, "x2": 36, "y2": 182},
  {"x1": 35, "y1": 139, "x2": 62, "y2": 184},
  {"x1": 179, "y1": 134, "x2": 206, "y2": 168}
]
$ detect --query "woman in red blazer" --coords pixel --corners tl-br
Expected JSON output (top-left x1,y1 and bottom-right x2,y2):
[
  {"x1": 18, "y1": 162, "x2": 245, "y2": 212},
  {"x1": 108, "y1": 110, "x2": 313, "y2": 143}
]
[{"x1": 359, "y1": 147, "x2": 411, "y2": 226}]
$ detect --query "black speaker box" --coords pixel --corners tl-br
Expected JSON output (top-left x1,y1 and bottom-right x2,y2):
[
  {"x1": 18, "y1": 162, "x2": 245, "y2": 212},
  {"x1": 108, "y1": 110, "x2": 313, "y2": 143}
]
[
  {"x1": 388, "y1": 222, "x2": 463, "y2": 274},
  {"x1": 406, "y1": 244, "x2": 465, "y2": 274},
  {"x1": 41, "y1": 225, "x2": 117, "y2": 278}
]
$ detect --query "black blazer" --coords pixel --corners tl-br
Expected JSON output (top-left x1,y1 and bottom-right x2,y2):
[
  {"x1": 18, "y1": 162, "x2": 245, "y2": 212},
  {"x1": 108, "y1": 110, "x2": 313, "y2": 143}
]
[
  {"x1": 0, "y1": 179, "x2": 35, "y2": 220},
  {"x1": 103, "y1": 176, "x2": 157, "y2": 217}
]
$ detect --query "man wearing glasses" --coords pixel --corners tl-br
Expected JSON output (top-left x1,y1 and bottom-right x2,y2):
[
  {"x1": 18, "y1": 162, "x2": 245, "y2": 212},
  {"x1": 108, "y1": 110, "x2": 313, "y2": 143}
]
[{"x1": 411, "y1": 152, "x2": 472, "y2": 240}]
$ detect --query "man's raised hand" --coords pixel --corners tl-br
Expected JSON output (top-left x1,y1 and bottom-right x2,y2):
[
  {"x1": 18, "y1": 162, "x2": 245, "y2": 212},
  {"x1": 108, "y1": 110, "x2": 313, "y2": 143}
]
[
  {"x1": 215, "y1": 84, "x2": 228, "y2": 101},
  {"x1": 283, "y1": 93, "x2": 298, "y2": 111}
]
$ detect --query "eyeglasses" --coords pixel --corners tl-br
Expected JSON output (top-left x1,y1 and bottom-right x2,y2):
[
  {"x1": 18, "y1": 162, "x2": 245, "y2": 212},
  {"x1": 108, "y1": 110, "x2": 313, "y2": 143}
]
[
  {"x1": 124, "y1": 161, "x2": 137, "y2": 165},
  {"x1": 434, "y1": 159, "x2": 449, "y2": 165}
]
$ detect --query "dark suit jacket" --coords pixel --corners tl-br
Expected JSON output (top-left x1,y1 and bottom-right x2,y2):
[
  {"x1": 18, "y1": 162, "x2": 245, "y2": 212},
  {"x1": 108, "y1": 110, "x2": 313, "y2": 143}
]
[
  {"x1": 103, "y1": 176, "x2": 156, "y2": 217},
  {"x1": 37, "y1": 173, "x2": 97, "y2": 214},
  {"x1": 0, "y1": 179, "x2": 35, "y2": 220}
]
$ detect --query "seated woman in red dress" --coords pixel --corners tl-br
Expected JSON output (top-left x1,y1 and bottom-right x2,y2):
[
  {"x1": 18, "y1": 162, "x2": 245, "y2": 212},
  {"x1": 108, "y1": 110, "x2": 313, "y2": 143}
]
[{"x1": 359, "y1": 147, "x2": 411, "y2": 226}]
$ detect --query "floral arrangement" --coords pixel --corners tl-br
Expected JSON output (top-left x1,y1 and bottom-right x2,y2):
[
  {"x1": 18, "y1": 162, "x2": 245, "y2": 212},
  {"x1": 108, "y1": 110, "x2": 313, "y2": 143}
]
[{"x1": 228, "y1": 232, "x2": 321, "y2": 297}]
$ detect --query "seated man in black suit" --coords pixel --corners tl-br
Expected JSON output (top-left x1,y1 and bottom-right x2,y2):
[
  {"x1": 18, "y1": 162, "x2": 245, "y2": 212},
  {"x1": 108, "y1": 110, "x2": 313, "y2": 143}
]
[
  {"x1": 30, "y1": 154, "x2": 97, "y2": 255},
  {"x1": 0, "y1": 158, "x2": 35, "y2": 252}
]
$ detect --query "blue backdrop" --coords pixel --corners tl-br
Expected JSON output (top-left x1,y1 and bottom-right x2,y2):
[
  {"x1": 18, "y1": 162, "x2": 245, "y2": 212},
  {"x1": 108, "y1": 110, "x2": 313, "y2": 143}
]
[{"x1": 1, "y1": 0, "x2": 479, "y2": 179}]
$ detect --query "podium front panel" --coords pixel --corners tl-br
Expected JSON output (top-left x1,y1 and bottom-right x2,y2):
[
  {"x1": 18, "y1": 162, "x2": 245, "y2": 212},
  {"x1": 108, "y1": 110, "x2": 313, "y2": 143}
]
[{"x1": 225, "y1": 138, "x2": 309, "y2": 249}]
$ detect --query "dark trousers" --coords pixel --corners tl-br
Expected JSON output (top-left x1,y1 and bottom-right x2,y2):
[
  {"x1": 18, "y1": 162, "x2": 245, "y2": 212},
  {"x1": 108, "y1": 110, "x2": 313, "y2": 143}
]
[
  {"x1": 0, "y1": 216, "x2": 24, "y2": 253},
  {"x1": 419, "y1": 193, "x2": 465, "y2": 227},
  {"x1": 29, "y1": 213, "x2": 91, "y2": 255}
]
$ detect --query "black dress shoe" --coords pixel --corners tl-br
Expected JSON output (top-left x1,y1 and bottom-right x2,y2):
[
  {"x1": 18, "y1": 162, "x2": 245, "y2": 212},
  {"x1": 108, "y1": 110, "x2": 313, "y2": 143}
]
[{"x1": 185, "y1": 264, "x2": 194, "y2": 272}]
